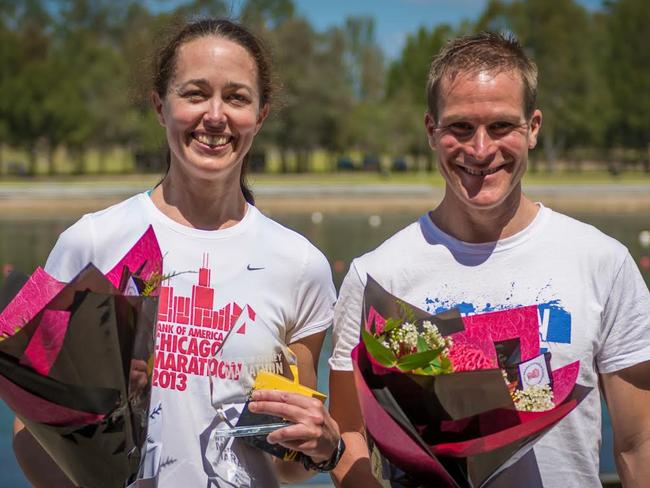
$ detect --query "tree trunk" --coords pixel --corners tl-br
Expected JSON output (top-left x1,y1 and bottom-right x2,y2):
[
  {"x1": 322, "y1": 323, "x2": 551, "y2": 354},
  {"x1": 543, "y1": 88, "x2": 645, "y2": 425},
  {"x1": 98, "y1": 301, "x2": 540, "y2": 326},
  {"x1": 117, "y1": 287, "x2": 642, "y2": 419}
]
[
  {"x1": 330, "y1": 152, "x2": 339, "y2": 172},
  {"x1": 426, "y1": 151, "x2": 436, "y2": 172},
  {"x1": 280, "y1": 149, "x2": 289, "y2": 174},
  {"x1": 73, "y1": 148, "x2": 86, "y2": 175},
  {"x1": 296, "y1": 150, "x2": 309, "y2": 173},
  {"x1": 27, "y1": 146, "x2": 38, "y2": 176},
  {"x1": 543, "y1": 132, "x2": 557, "y2": 173},
  {"x1": 98, "y1": 148, "x2": 108, "y2": 174},
  {"x1": 47, "y1": 143, "x2": 56, "y2": 176}
]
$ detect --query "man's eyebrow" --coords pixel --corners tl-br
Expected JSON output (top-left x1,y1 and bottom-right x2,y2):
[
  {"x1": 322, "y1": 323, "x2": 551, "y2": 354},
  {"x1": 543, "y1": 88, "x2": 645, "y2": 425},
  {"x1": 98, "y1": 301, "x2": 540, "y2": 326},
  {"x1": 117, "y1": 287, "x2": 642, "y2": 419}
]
[{"x1": 439, "y1": 113, "x2": 524, "y2": 125}]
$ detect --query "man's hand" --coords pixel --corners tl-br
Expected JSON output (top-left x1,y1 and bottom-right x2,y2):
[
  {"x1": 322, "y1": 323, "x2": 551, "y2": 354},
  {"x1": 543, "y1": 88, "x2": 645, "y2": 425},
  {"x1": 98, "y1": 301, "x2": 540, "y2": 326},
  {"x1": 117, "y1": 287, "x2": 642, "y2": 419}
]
[
  {"x1": 601, "y1": 360, "x2": 650, "y2": 488},
  {"x1": 329, "y1": 369, "x2": 383, "y2": 487}
]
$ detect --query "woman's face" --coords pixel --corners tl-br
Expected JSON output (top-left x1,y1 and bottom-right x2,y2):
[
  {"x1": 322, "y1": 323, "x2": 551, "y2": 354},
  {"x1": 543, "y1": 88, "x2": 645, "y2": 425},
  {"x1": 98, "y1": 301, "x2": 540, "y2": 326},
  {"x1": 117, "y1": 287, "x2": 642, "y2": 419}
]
[{"x1": 153, "y1": 36, "x2": 268, "y2": 183}]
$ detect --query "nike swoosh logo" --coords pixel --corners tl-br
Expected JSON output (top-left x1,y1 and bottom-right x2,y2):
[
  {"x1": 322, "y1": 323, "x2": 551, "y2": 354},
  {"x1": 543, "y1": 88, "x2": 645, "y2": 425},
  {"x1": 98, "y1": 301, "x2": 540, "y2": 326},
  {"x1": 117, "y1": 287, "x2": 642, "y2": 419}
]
[{"x1": 247, "y1": 265, "x2": 265, "y2": 271}]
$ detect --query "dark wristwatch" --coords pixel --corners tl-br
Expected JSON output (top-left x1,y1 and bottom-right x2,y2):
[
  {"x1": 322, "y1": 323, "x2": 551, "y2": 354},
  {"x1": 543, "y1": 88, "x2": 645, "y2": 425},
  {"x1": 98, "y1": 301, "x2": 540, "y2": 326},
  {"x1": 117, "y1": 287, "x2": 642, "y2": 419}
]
[{"x1": 301, "y1": 438, "x2": 346, "y2": 472}]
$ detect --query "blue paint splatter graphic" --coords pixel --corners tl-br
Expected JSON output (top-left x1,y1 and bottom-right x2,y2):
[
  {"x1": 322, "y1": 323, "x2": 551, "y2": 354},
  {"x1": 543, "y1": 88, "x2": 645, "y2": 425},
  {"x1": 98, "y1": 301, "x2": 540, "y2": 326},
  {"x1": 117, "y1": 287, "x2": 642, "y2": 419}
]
[
  {"x1": 424, "y1": 296, "x2": 572, "y2": 346},
  {"x1": 538, "y1": 300, "x2": 571, "y2": 343}
]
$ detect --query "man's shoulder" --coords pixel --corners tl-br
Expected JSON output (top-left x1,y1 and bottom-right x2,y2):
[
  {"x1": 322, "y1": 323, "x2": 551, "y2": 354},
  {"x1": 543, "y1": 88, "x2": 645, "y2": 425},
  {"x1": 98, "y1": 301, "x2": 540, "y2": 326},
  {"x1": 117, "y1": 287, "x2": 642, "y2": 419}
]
[
  {"x1": 545, "y1": 207, "x2": 628, "y2": 255},
  {"x1": 353, "y1": 218, "x2": 424, "y2": 270}
]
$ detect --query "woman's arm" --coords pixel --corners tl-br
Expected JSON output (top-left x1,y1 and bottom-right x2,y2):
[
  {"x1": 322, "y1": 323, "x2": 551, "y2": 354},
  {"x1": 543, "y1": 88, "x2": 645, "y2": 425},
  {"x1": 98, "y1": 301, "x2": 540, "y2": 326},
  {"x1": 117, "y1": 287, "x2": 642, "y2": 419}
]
[
  {"x1": 248, "y1": 330, "x2": 341, "y2": 484},
  {"x1": 13, "y1": 417, "x2": 74, "y2": 487}
]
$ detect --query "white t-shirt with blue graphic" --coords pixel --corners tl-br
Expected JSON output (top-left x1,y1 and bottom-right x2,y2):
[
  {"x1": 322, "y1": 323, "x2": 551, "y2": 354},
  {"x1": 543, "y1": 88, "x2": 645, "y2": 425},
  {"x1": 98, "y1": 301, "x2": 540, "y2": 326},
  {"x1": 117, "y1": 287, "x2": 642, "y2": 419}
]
[{"x1": 331, "y1": 203, "x2": 650, "y2": 487}]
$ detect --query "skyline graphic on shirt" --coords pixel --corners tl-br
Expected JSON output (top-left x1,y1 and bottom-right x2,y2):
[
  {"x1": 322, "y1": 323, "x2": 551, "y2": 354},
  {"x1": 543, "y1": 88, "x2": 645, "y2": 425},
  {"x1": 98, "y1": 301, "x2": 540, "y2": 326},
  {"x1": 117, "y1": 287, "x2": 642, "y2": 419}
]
[
  {"x1": 157, "y1": 253, "x2": 255, "y2": 335},
  {"x1": 152, "y1": 254, "x2": 259, "y2": 389}
]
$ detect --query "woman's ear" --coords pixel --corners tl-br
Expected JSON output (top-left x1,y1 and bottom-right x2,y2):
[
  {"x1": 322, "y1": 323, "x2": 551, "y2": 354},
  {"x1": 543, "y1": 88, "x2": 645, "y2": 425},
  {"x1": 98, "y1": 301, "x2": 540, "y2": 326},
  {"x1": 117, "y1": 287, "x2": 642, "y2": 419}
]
[
  {"x1": 255, "y1": 103, "x2": 270, "y2": 134},
  {"x1": 151, "y1": 91, "x2": 166, "y2": 127}
]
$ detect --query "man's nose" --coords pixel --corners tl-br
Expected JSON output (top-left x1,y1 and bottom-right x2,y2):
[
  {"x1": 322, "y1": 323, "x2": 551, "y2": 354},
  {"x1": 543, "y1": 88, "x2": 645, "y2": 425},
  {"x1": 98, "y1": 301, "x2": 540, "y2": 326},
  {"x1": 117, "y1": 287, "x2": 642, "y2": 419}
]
[{"x1": 467, "y1": 126, "x2": 497, "y2": 161}]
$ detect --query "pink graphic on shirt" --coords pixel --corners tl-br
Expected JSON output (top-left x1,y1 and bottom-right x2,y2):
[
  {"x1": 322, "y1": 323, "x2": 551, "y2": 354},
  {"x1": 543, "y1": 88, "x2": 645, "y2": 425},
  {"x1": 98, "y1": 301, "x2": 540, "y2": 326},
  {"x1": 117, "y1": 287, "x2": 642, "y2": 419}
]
[
  {"x1": 0, "y1": 267, "x2": 64, "y2": 337},
  {"x1": 153, "y1": 254, "x2": 256, "y2": 391}
]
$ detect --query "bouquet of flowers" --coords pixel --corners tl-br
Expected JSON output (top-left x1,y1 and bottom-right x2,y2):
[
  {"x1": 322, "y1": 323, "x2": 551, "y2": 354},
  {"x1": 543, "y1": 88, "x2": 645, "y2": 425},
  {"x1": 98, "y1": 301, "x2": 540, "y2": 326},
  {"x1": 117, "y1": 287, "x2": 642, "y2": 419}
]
[
  {"x1": 352, "y1": 276, "x2": 591, "y2": 488},
  {"x1": 0, "y1": 226, "x2": 162, "y2": 488}
]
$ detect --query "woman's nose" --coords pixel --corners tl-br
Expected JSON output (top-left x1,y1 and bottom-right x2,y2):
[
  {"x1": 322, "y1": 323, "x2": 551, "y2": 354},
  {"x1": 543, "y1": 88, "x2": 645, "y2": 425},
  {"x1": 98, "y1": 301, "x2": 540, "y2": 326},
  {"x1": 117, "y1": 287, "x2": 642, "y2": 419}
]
[{"x1": 204, "y1": 99, "x2": 226, "y2": 127}]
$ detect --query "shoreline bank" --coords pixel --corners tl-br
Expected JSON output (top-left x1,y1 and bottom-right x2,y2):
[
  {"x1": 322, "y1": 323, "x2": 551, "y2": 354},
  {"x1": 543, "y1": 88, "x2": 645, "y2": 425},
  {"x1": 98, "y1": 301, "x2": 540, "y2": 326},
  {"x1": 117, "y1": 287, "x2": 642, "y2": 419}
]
[{"x1": 1, "y1": 183, "x2": 649, "y2": 218}]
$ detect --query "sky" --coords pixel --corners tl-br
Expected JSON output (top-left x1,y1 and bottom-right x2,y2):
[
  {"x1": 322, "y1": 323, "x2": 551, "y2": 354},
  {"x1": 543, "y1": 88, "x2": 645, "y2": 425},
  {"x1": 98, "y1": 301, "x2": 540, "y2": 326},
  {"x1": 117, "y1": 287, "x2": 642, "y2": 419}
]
[{"x1": 289, "y1": 0, "x2": 606, "y2": 60}]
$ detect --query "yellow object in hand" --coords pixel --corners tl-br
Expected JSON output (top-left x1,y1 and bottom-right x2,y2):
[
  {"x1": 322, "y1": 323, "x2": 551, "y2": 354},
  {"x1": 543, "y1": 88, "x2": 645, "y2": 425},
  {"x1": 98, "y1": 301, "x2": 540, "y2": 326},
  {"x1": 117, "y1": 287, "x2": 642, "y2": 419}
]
[{"x1": 252, "y1": 354, "x2": 326, "y2": 402}]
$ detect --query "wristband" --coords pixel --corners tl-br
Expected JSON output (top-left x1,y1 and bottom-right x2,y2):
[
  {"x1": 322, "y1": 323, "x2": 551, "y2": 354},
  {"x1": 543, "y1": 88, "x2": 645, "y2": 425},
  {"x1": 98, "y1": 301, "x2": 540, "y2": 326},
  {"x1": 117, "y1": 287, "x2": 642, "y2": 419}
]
[{"x1": 301, "y1": 437, "x2": 346, "y2": 472}]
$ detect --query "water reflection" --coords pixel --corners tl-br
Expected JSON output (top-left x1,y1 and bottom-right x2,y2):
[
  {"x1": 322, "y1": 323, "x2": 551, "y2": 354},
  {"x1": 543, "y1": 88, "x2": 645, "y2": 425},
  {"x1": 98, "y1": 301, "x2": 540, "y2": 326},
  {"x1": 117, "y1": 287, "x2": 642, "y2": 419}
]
[{"x1": 0, "y1": 210, "x2": 647, "y2": 486}]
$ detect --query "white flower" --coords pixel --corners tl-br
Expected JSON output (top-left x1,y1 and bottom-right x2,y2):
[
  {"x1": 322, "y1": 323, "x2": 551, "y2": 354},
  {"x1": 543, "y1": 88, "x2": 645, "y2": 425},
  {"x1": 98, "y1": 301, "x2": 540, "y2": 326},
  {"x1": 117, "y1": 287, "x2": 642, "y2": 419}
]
[{"x1": 512, "y1": 384, "x2": 554, "y2": 412}]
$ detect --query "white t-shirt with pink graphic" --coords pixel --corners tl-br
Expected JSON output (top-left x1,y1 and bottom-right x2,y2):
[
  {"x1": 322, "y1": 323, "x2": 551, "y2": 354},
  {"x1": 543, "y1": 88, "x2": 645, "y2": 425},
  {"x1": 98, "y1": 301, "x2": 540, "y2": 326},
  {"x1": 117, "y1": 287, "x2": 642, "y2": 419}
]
[{"x1": 45, "y1": 192, "x2": 336, "y2": 488}]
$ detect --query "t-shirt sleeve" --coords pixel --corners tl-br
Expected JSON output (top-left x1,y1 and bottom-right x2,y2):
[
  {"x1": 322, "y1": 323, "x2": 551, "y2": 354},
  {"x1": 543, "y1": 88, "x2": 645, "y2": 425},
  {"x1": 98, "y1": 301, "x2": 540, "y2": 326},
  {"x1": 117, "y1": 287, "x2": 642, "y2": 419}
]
[
  {"x1": 286, "y1": 245, "x2": 336, "y2": 344},
  {"x1": 597, "y1": 252, "x2": 650, "y2": 373},
  {"x1": 329, "y1": 260, "x2": 365, "y2": 371},
  {"x1": 44, "y1": 215, "x2": 95, "y2": 281}
]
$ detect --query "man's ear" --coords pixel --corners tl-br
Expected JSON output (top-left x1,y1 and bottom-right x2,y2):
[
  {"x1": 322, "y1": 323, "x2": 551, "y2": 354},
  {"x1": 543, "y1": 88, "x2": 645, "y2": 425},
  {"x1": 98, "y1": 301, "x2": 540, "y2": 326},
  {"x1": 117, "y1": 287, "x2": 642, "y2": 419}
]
[
  {"x1": 528, "y1": 109, "x2": 542, "y2": 149},
  {"x1": 424, "y1": 112, "x2": 437, "y2": 150},
  {"x1": 151, "y1": 91, "x2": 166, "y2": 127},
  {"x1": 255, "y1": 103, "x2": 270, "y2": 134}
]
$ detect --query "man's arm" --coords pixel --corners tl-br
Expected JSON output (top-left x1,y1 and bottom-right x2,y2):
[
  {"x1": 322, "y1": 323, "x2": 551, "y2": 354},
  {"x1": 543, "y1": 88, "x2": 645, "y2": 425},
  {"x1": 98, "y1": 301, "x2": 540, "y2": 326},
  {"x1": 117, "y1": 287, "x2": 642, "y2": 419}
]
[
  {"x1": 13, "y1": 418, "x2": 74, "y2": 487},
  {"x1": 601, "y1": 360, "x2": 650, "y2": 487},
  {"x1": 329, "y1": 369, "x2": 382, "y2": 487}
]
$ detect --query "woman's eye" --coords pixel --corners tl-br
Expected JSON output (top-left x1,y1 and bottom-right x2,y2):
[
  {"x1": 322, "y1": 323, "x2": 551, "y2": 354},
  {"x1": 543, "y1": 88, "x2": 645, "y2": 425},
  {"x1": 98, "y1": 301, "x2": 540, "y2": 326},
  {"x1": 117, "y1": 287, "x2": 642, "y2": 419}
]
[
  {"x1": 183, "y1": 91, "x2": 206, "y2": 101},
  {"x1": 228, "y1": 93, "x2": 251, "y2": 105}
]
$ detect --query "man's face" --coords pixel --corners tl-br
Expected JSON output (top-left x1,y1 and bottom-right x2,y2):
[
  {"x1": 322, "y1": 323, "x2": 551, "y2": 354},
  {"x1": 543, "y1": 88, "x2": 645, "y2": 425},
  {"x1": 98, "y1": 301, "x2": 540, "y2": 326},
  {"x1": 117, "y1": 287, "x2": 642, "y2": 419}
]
[{"x1": 425, "y1": 70, "x2": 542, "y2": 211}]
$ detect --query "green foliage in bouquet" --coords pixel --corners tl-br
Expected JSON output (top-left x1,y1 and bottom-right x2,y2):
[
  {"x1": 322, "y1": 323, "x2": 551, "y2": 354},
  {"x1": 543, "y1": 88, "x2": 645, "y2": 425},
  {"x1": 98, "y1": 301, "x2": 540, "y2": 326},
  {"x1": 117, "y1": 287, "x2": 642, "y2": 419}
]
[
  {"x1": 362, "y1": 300, "x2": 454, "y2": 375},
  {"x1": 140, "y1": 270, "x2": 193, "y2": 296}
]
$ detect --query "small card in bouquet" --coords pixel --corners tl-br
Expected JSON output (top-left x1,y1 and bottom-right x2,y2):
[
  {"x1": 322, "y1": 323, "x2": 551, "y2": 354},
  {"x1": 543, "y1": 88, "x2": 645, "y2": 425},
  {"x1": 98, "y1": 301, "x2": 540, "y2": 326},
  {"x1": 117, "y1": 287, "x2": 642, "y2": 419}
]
[
  {"x1": 352, "y1": 275, "x2": 591, "y2": 488},
  {"x1": 0, "y1": 225, "x2": 162, "y2": 488}
]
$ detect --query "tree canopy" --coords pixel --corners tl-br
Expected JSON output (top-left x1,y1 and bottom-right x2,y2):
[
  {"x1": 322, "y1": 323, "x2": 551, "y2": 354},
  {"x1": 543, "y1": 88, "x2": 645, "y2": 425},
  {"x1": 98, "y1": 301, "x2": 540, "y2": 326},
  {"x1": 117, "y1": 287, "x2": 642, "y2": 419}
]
[{"x1": 0, "y1": 0, "x2": 648, "y2": 174}]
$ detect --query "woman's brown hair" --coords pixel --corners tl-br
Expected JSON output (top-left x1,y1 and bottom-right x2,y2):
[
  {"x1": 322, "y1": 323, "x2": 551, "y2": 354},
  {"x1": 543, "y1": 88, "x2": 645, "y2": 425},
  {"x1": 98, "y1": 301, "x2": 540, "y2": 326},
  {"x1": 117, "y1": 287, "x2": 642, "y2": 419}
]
[{"x1": 152, "y1": 18, "x2": 273, "y2": 204}]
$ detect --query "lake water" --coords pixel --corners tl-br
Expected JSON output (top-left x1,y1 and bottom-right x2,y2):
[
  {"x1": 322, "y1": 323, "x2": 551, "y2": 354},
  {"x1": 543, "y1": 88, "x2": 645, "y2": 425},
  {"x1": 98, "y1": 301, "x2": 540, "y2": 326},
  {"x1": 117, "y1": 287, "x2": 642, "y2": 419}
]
[{"x1": 1, "y1": 209, "x2": 648, "y2": 486}]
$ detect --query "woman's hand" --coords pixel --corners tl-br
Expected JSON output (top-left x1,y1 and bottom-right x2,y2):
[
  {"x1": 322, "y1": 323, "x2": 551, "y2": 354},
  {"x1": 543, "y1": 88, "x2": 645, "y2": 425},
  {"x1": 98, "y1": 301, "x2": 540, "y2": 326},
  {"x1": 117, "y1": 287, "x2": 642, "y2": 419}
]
[{"x1": 248, "y1": 389, "x2": 340, "y2": 464}]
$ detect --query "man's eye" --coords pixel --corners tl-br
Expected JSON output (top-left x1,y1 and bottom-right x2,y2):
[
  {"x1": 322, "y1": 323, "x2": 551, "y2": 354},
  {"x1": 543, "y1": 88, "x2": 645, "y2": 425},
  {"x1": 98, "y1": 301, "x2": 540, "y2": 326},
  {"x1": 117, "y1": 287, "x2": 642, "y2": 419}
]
[
  {"x1": 489, "y1": 122, "x2": 516, "y2": 136},
  {"x1": 447, "y1": 122, "x2": 475, "y2": 137}
]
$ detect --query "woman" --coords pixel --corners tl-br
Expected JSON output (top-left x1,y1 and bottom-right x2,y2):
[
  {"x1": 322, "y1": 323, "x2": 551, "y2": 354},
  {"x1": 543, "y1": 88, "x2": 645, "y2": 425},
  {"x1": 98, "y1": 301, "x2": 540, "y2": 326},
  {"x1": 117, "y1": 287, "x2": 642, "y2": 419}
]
[{"x1": 14, "y1": 18, "x2": 341, "y2": 487}]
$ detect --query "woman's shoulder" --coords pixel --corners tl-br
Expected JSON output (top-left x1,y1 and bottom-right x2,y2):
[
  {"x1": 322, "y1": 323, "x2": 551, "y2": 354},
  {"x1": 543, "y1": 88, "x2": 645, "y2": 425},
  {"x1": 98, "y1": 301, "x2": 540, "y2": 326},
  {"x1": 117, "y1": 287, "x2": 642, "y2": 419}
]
[
  {"x1": 251, "y1": 207, "x2": 331, "y2": 276},
  {"x1": 83, "y1": 193, "x2": 149, "y2": 224},
  {"x1": 45, "y1": 193, "x2": 151, "y2": 279},
  {"x1": 252, "y1": 207, "x2": 323, "y2": 253}
]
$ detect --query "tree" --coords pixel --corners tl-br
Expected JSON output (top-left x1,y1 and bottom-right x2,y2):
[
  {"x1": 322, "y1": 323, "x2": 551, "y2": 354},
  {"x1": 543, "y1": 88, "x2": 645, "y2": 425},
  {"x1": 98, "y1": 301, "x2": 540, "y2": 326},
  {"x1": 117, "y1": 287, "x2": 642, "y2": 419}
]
[
  {"x1": 604, "y1": 0, "x2": 650, "y2": 149},
  {"x1": 343, "y1": 16, "x2": 384, "y2": 102},
  {"x1": 386, "y1": 24, "x2": 452, "y2": 107},
  {"x1": 476, "y1": 0, "x2": 607, "y2": 170}
]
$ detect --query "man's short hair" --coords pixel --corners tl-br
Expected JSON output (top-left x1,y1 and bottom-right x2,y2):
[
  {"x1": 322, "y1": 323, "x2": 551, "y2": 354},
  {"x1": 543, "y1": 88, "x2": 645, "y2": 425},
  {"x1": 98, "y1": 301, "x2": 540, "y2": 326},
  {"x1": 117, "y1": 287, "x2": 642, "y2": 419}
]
[{"x1": 426, "y1": 31, "x2": 538, "y2": 122}]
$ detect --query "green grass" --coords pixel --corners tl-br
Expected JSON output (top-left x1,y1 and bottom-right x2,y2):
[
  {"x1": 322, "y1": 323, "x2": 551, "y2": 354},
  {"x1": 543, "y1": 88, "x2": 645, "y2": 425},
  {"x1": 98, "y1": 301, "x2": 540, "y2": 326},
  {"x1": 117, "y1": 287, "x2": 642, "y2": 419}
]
[
  {"x1": 1, "y1": 144, "x2": 649, "y2": 187},
  {"x1": 0, "y1": 169, "x2": 649, "y2": 189}
]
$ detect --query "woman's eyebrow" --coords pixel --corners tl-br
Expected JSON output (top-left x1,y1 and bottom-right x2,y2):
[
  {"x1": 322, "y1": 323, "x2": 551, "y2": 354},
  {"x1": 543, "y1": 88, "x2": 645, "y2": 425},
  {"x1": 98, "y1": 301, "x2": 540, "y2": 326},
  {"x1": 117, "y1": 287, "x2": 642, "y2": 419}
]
[
  {"x1": 223, "y1": 81, "x2": 254, "y2": 93},
  {"x1": 177, "y1": 78, "x2": 210, "y2": 89}
]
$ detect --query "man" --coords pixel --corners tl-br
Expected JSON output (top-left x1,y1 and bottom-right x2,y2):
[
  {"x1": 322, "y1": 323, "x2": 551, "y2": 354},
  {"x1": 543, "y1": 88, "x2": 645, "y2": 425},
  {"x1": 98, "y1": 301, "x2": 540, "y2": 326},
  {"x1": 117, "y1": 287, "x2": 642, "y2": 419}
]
[{"x1": 329, "y1": 32, "x2": 650, "y2": 487}]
